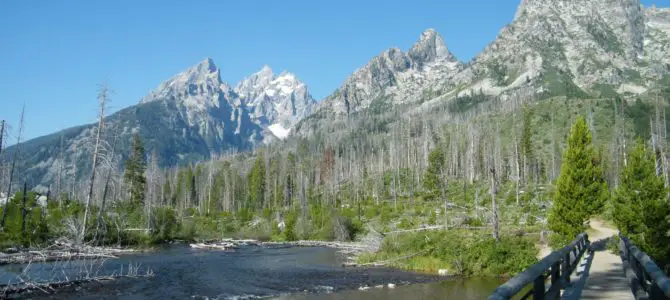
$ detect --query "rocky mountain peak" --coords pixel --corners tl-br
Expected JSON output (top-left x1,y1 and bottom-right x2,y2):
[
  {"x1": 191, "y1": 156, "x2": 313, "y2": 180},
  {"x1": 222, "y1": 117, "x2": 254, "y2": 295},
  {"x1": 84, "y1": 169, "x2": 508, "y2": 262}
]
[
  {"x1": 233, "y1": 66, "x2": 315, "y2": 137},
  {"x1": 140, "y1": 58, "x2": 224, "y2": 104},
  {"x1": 408, "y1": 28, "x2": 457, "y2": 67},
  {"x1": 236, "y1": 65, "x2": 275, "y2": 100},
  {"x1": 180, "y1": 57, "x2": 222, "y2": 85}
]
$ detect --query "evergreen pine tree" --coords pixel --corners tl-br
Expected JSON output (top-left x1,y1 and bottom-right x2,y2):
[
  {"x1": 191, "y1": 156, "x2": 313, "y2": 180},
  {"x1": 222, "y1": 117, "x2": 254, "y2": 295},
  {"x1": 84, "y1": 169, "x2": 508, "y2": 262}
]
[
  {"x1": 248, "y1": 151, "x2": 266, "y2": 210},
  {"x1": 613, "y1": 140, "x2": 670, "y2": 269},
  {"x1": 285, "y1": 152, "x2": 296, "y2": 206},
  {"x1": 209, "y1": 171, "x2": 225, "y2": 215},
  {"x1": 124, "y1": 134, "x2": 146, "y2": 206},
  {"x1": 548, "y1": 116, "x2": 608, "y2": 246},
  {"x1": 423, "y1": 147, "x2": 445, "y2": 199},
  {"x1": 522, "y1": 104, "x2": 534, "y2": 181}
]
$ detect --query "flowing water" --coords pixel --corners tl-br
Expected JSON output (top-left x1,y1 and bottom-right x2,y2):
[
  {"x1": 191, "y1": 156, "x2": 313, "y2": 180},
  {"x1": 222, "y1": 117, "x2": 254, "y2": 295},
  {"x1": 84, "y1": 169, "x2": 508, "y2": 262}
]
[{"x1": 0, "y1": 245, "x2": 501, "y2": 299}]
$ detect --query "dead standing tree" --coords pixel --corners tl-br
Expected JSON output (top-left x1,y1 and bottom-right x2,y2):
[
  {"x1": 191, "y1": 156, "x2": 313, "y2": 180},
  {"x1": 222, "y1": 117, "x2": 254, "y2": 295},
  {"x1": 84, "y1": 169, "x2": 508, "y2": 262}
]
[
  {"x1": 489, "y1": 120, "x2": 502, "y2": 243},
  {"x1": 81, "y1": 85, "x2": 110, "y2": 243},
  {"x1": 1, "y1": 105, "x2": 25, "y2": 228},
  {"x1": 94, "y1": 126, "x2": 121, "y2": 242},
  {"x1": 0, "y1": 120, "x2": 5, "y2": 157}
]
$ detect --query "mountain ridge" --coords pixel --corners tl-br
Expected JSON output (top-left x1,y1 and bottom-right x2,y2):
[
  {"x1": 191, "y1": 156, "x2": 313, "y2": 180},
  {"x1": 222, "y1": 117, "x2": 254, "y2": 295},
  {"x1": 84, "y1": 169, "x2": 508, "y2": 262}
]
[
  {"x1": 309, "y1": 0, "x2": 670, "y2": 123},
  {"x1": 2, "y1": 59, "x2": 316, "y2": 188},
  {"x1": 5, "y1": 0, "x2": 670, "y2": 188}
]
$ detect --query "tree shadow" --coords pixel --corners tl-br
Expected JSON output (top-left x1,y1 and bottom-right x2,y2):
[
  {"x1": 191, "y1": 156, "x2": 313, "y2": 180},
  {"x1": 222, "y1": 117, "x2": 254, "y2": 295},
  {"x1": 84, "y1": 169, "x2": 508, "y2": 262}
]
[
  {"x1": 577, "y1": 266, "x2": 633, "y2": 299},
  {"x1": 563, "y1": 237, "x2": 635, "y2": 300},
  {"x1": 589, "y1": 237, "x2": 610, "y2": 253}
]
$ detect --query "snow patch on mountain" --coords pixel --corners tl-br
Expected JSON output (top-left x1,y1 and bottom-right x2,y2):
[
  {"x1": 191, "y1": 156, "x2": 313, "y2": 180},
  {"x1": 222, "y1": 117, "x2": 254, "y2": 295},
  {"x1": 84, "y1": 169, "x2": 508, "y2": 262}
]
[
  {"x1": 235, "y1": 66, "x2": 315, "y2": 129},
  {"x1": 268, "y1": 123, "x2": 290, "y2": 139}
]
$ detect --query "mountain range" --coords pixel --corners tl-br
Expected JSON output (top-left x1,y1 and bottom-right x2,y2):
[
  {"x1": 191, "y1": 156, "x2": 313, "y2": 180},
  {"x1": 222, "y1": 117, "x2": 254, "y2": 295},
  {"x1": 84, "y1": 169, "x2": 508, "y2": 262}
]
[{"x1": 4, "y1": 0, "x2": 670, "y2": 188}]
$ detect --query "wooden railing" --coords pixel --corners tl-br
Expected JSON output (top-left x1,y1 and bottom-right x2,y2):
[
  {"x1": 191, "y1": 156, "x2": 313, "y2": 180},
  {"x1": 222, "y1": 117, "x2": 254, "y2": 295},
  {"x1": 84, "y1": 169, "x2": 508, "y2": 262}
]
[
  {"x1": 488, "y1": 233, "x2": 590, "y2": 300},
  {"x1": 619, "y1": 235, "x2": 670, "y2": 300}
]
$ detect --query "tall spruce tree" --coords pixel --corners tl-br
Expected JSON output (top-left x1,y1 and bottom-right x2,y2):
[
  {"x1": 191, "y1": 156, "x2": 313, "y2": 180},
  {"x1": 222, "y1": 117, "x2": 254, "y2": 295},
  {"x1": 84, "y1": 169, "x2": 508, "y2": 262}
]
[
  {"x1": 548, "y1": 116, "x2": 608, "y2": 245},
  {"x1": 248, "y1": 151, "x2": 266, "y2": 210},
  {"x1": 521, "y1": 104, "x2": 534, "y2": 182},
  {"x1": 613, "y1": 140, "x2": 670, "y2": 269},
  {"x1": 124, "y1": 133, "x2": 146, "y2": 206},
  {"x1": 423, "y1": 147, "x2": 445, "y2": 199}
]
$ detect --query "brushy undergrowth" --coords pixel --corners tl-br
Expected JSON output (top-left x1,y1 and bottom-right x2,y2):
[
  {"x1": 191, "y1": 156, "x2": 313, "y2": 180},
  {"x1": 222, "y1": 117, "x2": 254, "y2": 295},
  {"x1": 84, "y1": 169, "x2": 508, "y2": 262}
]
[{"x1": 358, "y1": 230, "x2": 538, "y2": 276}]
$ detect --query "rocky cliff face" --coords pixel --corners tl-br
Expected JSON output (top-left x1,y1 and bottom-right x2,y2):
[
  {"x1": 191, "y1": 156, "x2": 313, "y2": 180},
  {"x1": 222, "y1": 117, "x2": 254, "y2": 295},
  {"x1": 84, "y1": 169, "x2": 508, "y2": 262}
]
[
  {"x1": 457, "y1": 0, "x2": 668, "y2": 98},
  {"x1": 319, "y1": 29, "x2": 463, "y2": 115},
  {"x1": 235, "y1": 66, "x2": 315, "y2": 138},
  {"x1": 314, "y1": 0, "x2": 670, "y2": 121}
]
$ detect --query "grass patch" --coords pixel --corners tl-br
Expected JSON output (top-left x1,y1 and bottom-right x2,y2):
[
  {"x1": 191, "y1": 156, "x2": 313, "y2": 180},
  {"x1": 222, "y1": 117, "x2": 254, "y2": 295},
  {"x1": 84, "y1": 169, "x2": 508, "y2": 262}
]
[{"x1": 358, "y1": 230, "x2": 538, "y2": 276}]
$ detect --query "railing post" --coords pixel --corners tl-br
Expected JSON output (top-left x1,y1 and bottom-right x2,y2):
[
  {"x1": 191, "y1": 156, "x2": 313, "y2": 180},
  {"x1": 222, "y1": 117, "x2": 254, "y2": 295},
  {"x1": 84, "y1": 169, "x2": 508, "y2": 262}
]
[
  {"x1": 551, "y1": 262, "x2": 560, "y2": 300},
  {"x1": 650, "y1": 282, "x2": 666, "y2": 300},
  {"x1": 488, "y1": 234, "x2": 600, "y2": 300},
  {"x1": 563, "y1": 253, "x2": 571, "y2": 284},
  {"x1": 534, "y1": 275, "x2": 546, "y2": 300}
]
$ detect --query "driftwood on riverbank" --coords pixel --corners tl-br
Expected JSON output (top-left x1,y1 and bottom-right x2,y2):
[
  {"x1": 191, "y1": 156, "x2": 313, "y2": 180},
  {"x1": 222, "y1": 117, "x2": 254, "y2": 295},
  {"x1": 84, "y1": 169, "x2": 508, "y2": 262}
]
[
  {"x1": 189, "y1": 230, "x2": 384, "y2": 269},
  {"x1": 383, "y1": 225, "x2": 490, "y2": 235},
  {"x1": 189, "y1": 239, "x2": 369, "y2": 251},
  {"x1": 0, "y1": 253, "x2": 154, "y2": 299},
  {"x1": 0, "y1": 238, "x2": 137, "y2": 266},
  {"x1": 353, "y1": 249, "x2": 431, "y2": 267},
  {"x1": 0, "y1": 251, "x2": 118, "y2": 265}
]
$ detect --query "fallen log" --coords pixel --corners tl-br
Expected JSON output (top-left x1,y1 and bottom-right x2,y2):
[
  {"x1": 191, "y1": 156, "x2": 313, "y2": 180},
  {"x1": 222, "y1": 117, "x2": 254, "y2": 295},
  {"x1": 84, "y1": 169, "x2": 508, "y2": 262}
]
[
  {"x1": 189, "y1": 242, "x2": 234, "y2": 250},
  {"x1": 0, "y1": 251, "x2": 119, "y2": 265},
  {"x1": 383, "y1": 225, "x2": 490, "y2": 235},
  {"x1": 356, "y1": 249, "x2": 430, "y2": 267},
  {"x1": 0, "y1": 266, "x2": 154, "y2": 298}
]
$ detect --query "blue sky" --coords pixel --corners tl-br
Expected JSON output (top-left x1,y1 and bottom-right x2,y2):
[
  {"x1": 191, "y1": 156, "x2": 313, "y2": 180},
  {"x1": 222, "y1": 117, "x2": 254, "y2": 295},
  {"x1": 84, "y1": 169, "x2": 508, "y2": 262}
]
[{"x1": 1, "y1": 0, "x2": 668, "y2": 142}]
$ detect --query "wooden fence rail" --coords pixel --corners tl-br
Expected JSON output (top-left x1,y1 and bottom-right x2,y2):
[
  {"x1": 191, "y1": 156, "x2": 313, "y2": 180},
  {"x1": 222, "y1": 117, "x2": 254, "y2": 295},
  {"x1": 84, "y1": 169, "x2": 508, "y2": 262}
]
[
  {"x1": 489, "y1": 233, "x2": 590, "y2": 300},
  {"x1": 619, "y1": 235, "x2": 670, "y2": 300}
]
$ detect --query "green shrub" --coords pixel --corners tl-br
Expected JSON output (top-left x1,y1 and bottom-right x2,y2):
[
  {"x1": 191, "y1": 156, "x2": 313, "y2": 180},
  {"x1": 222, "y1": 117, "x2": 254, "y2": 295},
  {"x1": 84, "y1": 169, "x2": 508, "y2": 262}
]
[
  {"x1": 283, "y1": 210, "x2": 298, "y2": 241},
  {"x1": 362, "y1": 231, "x2": 538, "y2": 276},
  {"x1": 151, "y1": 207, "x2": 180, "y2": 243},
  {"x1": 398, "y1": 218, "x2": 413, "y2": 230}
]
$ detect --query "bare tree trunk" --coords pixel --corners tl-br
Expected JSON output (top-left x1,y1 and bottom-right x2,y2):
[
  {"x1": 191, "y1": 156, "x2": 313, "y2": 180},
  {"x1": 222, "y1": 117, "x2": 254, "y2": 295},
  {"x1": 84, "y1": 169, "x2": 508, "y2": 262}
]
[
  {"x1": 490, "y1": 167, "x2": 500, "y2": 243},
  {"x1": 652, "y1": 118, "x2": 661, "y2": 176},
  {"x1": 662, "y1": 108, "x2": 669, "y2": 188},
  {"x1": 70, "y1": 160, "x2": 77, "y2": 201},
  {"x1": 550, "y1": 112, "x2": 557, "y2": 181},
  {"x1": 56, "y1": 135, "x2": 65, "y2": 208},
  {"x1": 490, "y1": 121, "x2": 501, "y2": 243},
  {"x1": 0, "y1": 120, "x2": 4, "y2": 157},
  {"x1": 652, "y1": 94, "x2": 668, "y2": 186},
  {"x1": 81, "y1": 85, "x2": 109, "y2": 242},
  {"x1": 20, "y1": 183, "x2": 27, "y2": 241},
  {"x1": 1, "y1": 105, "x2": 25, "y2": 228},
  {"x1": 621, "y1": 97, "x2": 627, "y2": 167},
  {"x1": 514, "y1": 142, "x2": 520, "y2": 206},
  {"x1": 95, "y1": 128, "x2": 120, "y2": 241},
  {"x1": 207, "y1": 158, "x2": 213, "y2": 215}
]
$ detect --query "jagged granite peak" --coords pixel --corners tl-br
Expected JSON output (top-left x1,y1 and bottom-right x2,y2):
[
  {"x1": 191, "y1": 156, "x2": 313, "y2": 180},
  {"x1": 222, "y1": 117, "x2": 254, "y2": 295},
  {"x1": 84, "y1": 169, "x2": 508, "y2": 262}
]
[
  {"x1": 9, "y1": 58, "x2": 322, "y2": 186},
  {"x1": 644, "y1": 5, "x2": 670, "y2": 66},
  {"x1": 318, "y1": 29, "x2": 463, "y2": 115},
  {"x1": 302, "y1": 1, "x2": 670, "y2": 136},
  {"x1": 140, "y1": 57, "x2": 225, "y2": 104},
  {"x1": 235, "y1": 65, "x2": 275, "y2": 100},
  {"x1": 515, "y1": 0, "x2": 645, "y2": 60},
  {"x1": 234, "y1": 66, "x2": 316, "y2": 139},
  {"x1": 409, "y1": 28, "x2": 458, "y2": 68},
  {"x1": 451, "y1": 0, "x2": 659, "y2": 98}
]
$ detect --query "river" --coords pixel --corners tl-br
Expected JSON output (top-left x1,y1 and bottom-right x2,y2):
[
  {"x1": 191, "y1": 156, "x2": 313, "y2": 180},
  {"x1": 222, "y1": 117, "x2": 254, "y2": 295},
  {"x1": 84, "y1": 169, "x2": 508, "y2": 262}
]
[{"x1": 0, "y1": 245, "x2": 502, "y2": 299}]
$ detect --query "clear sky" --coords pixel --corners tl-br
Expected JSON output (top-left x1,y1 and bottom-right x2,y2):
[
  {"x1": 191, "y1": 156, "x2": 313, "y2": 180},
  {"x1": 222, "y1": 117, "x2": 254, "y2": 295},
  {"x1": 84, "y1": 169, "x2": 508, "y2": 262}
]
[{"x1": 1, "y1": 0, "x2": 668, "y2": 142}]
